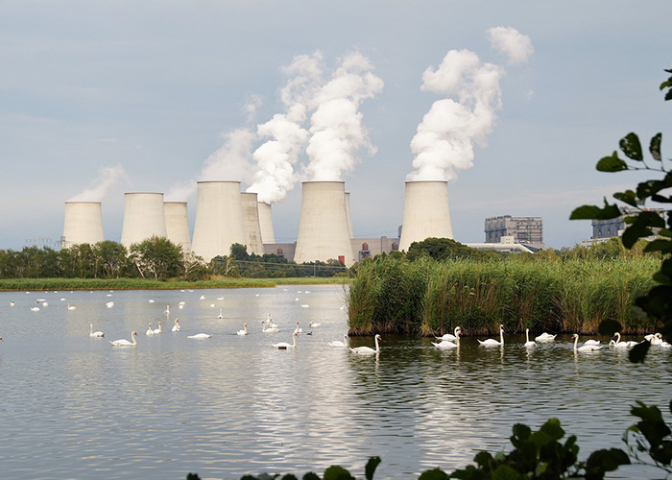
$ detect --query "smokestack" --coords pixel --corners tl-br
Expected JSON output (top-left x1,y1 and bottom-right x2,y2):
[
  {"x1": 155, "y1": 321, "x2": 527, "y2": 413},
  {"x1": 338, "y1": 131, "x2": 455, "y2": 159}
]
[
  {"x1": 191, "y1": 181, "x2": 246, "y2": 263},
  {"x1": 240, "y1": 193, "x2": 264, "y2": 256},
  {"x1": 294, "y1": 181, "x2": 355, "y2": 267},
  {"x1": 344, "y1": 192, "x2": 353, "y2": 239},
  {"x1": 164, "y1": 202, "x2": 191, "y2": 255},
  {"x1": 399, "y1": 181, "x2": 453, "y2": 252},
  {"x1": 62, "y1": 201, "x2": 104, "y2": 246},
  {"x1": 257, "y1": 201, "x2": 276, "y2": 244},
  {"x1": 120, "y1": 193, "x2": 167, "y2": 248}
]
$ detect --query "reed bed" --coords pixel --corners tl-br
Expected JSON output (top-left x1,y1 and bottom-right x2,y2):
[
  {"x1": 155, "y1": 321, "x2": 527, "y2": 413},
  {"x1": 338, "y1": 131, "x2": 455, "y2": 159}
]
[{"x1": 347, "y1": 256, "x2": 658, "y2": 336}]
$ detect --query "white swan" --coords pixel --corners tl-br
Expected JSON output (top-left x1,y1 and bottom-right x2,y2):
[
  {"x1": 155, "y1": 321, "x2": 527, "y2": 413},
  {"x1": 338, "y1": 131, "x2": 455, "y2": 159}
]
[
  {"x1": 89, "y1": 324, "x2": 105, "y2": 338},
  {"x1": 478, "y1": 325, "x2": 504, "y2": 347},
  {"x1": 644, "y1": 333, "x2": 659, "y2": 342},
  {"x1": 612, "y1": 332, "x2": 637, "y2": 349},
  {"x1": 524, "y1": 328, "x2": 536, "y2": 348},
  {"x1": 572, "y1": 333, "x2": 603, "y2": 352},
  {"x1": 145, "y1": 323, "x2": 154, "y2": 336},
  {"x1": 106, "y1": 301, "x2": 114, "y2": 308},
  {"x1": 350, "y1": 334, "x2": 382, "y2": 355},
  {"x1": 309, "y1": 322, "x2": 321, "y2": 328},
  {"x1": 152, "y1": 322, "x2": 162, "y2": 335},
  {"x1": 164, "y1": 305, "x2": 170, "y2": 315},
  {"x1": 262, "y1": 321, "x2": 279, "y2": 333},
  {"x1": 266, "y1": 314, "x2": 278, "y2": 328},
  {"x1": 583, "y1": 339, "x2": 601, "y2": 346},
  {"x1": 329, "y1": 334, "x2": 349, "y2": 347},
  {"x1": 273, "y1": 332, "x2": 298, "y2": 349},
  {"x1": 237, "y1": 323, "x2": 248, "y2": 336},
  {"x1": 435, "y1": 326, "x2": 462, "y2": 342},
  {"x1": 535, "y1": 332, "x2": 557, "y2": 343},
  {"x1": 293, "y1": 322, "x2": 303, "y2": 334},
  {"x1": 187, "y1": 333, "x2": 212, "y2": 339},
  {"x1": 110, "y1": 331, "x2": 137, "y2": 347},
  {"x1": 651, "y1": 333, "x2": 665, "y2": 346},
  {"x1": 432, "y1": 328, "x2": 460, "y2": 349},
  {"x1": 171, "y1": 319, "x2": 180, "y2": 332},
  {"x1": 67, "y1": 303, "x2": 76, "y2": 311},
  {"x1": 30, "y1": 307, "x2": 40, "y2": 312}
]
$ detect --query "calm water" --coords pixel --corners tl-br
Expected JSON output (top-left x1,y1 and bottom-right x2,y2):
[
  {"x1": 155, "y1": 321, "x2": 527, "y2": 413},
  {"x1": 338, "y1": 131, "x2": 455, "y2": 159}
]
[{"x1": 0, "y1": 285, "x2": 670, "y2": 480}]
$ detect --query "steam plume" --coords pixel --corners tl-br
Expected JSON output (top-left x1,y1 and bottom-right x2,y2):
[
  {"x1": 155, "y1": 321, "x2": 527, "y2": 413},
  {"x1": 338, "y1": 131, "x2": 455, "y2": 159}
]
[
  {"x1": 487, "y1": 27, "x2": 534, "y2": 65},
  {"x1": 68, "y1": 164, "x2": 128, "y2": 202}
]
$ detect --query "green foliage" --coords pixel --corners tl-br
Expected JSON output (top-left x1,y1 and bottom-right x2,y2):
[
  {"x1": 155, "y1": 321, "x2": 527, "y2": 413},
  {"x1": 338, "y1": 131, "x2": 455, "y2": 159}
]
[{"x1": 406, "y1": 237, "x2": 500, "y2": 262}]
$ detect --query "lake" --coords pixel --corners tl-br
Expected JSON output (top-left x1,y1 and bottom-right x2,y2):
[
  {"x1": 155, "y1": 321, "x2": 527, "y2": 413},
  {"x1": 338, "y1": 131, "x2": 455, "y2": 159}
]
[{"x1": 0, "y1": 285, "x2": 670, "y2": 480}]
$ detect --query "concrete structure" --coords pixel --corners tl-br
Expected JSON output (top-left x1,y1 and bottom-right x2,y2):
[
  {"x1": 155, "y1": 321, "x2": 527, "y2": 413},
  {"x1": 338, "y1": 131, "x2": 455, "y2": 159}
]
[
  {"x1": 62, "y1": 201, "x2": 105, "y2": 246},
  {"x1": 120, "y1": 193, "x2": 167, "y2": 248},
  {"x1": 591, "y1": 207, "x2": 666, "y2": 240},
  {"x1": 345, "y1": 192, "x2": 354, "y2": 239},
  {"x1": 164, "y1": 201, "x2": 191, "y2": 255},
  {"x1": 241, "y1": 193, "x2": 264, "y2": 256},
  {"x1": 257, "y1": 201, "x2": 276, "y2": 244},
  {"x1": 190, "y1": 181, "x2": 247, "y2": 262},
  {"x1": 352, "y1": 236, "x2": 399, "y2": 261},
  {"x1": 293, "y1": 181, "x2": 356, "y2": 267},
  {"x1": 399, "y1": 181, "x2": 453, "y2": 252},
  {"x1": 484, "y1": 215, "x2": 544, "y2": 250}
]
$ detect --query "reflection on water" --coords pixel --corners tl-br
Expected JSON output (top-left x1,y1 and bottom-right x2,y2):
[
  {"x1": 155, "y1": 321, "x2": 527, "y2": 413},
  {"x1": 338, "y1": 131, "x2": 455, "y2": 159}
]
[{"x1": 0, "y1": 286, "x2": 670, "y2": 479}]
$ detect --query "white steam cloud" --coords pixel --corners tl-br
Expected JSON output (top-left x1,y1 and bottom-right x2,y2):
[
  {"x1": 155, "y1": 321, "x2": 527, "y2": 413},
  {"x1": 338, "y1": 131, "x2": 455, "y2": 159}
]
[
  {"x1": 487, "y1": 27, "x2": 534, "y2": 65},
  {"x1": 68, "y1": 164, "x2": 128, "y2": 202},
  {"x1": 408, "y1": 28, "x2": 532, "y2": 182}
]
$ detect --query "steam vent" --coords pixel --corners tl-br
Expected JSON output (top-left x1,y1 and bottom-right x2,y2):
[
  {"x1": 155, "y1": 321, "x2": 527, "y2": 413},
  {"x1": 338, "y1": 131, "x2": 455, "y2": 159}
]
[
  {"x1": 120, "y1": 193, "x2": 167, "y2": 248},
  {"x1": 62, "y1": 201, "x2": 105, "y2": 246},
  {"x1": 294, "y1": 181, "x2": 355, "y2": 267},
  {"x1": 191, "y1": 181, "x2": 246, "y2": 263},
  {"x1": 399, "y1": 180, "x2": 453, "y2": 252},
  {"x1": 164, "y1": 201, "x2": 191, "y2": 255}
]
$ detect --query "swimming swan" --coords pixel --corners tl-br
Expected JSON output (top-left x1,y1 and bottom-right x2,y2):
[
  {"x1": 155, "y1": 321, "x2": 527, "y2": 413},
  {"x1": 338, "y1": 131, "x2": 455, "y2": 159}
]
[
  {"x1": 273, "y1": 332, "x2": 298, "y2": 349},
  {"x1": 171, "y1": 319, "x2": 180, "y2": 332},
  {"x1": 572, "y1": 333, "x2": 603, "y2": 352},
  {"x1": 524, "y1": 328, "x2": 536, "y2": 348},
  {"x1": 89, "y1": 324, "x2": 105, "y2": 338},
  {"x1": 146, "y1": 323, "x2": 154, "y2": 336},
  {"x1": 329, "y1": 334, "x2": 349, "y2": 347},
  {"x1": 152, "y1": 322, "x2": 162, "y2": 335},
  {"x1": 350, "y1": 334, "x2": 382, "y2": 355},
  {"x1": 262, "y1": 321, "x2": 279, "y2": 333},
  {"x1": 535, "y1": 332, "x2": 556, "y2": 343},
  {"x1": 611, "y1": 332, "x2": 637, "y2": 349},
  {"x1": 435, "y1": 326, "x2": 462, "y2": 342},
  {"x1": 187, "y1": 333, "x2": 212, "y2": 339},
  {"x1": 110, "y1": 331, "x2": 137, "y2": 347},
  {"x1": 478, "y1": 325, "x2": 504, "y2": 347},
  {"x1": 293, "y1": 322, "x2": 303, "y2": 334},
  {"x1": 237, "y1": 323, "x2": 248, "y2": 336}
]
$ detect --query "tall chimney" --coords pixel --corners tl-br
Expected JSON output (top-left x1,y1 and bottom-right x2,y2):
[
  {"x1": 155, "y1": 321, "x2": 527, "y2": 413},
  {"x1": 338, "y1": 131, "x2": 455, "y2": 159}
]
[
  {"x1": 294, "y1": 181, "x2": 355, "y2": 267},
  {"x1": 399, "y1": 181, "x2": 453, "y2": 252},
  {"x1": 241, "y1": 193, "x2": 264, "y2": 256},
  {"x1": 120, "y1": 193, "x2": 167, "y2": 248},
  {"x1": 62, "y1": 201, "x2": 104, "y2": 246},
  {"x1": 257, "y1": 201, "x2": 276, "y2": 244},
  {"x1": 164, "y1": 201, "x2": 191, "y2": 255},
  {"x1": 191, "y1": 181, "x2": 246, "y2": 262}
]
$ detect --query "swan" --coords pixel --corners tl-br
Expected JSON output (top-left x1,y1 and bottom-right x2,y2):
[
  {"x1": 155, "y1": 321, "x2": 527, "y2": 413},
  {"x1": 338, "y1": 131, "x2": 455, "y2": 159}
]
[
  {"x1": 266, "y1": 314, "x2": 278, "y2": 328},
  {"x1": 478, "y1": 325, "x2": 504, "y2": 347},
  {"x1": 262, "y1": 321, "x2": 279, "y2": 333},
  {"x1": 432, "y1": 328, "x2": 461, "y2": 349},
  {"x1": 30, "y1": 307, "x2": 40, "y2": 312},
  {"x1": 152, "y1": 322, "x2": 162, "y2": 335},
  {"x1": 651, "y1": 333, "x2": 665, "y2": 346},
  {"x1": 187, "y1": 333, "x2": 212, "y2": 339},
  {"x1": 110, "y1": 331, "x2": 137, "y2": 347},
  {"x1": 572, "y1": 333, "x2": 603, "y2": 352},
  {"x1": 644, "y1": 333, "x2": 659, "y2": 342},
  {"x1": 535, "y1": 332, "x2": 557, "y2": 343},
  {"x1": 164, "y1": 305, "x2": 170, "y2": 315},
  {"x1": 350, "y1": 334, "x2": 382, "y2": 355},
  {"x1": 329, "y1": 334, "x2": 349, "y2": 347},
  {"x1": 309, "y1": 322, "x2": 321, "y2": 328},
  {"x1": 612, "y1": 332, "x2": 637, "y2": 349},
  {"x1": 583, "y1": 339, "x2": 601, "y2": 346},
  {"x1": 106, "y1": 301, "x2": 114, "y2": 308},
  {"x1": 435, "y1": 326, "x2": 462, "y2": 342},
  {"x1": 293, "y1": 322, "x2": 303, "y2": 334},
  {"x1": 273, "y1": 332, "x2": 298, "y2": 349},
  {"x1": 524, "y1": 328, "x2": 536, "y2": 348},
  {"x1": 217, "y1": 309, "x2": 223, "y2": 319},
  {"x1": 145, "y1": 323, "x2": 154, "y2": 336},
  {"x1": 89, "y1": 324, "x2": 105, "y2": 338},
  {"x1": 67, "y1": 303, "x2": 76, "y2": 311},
  {"x1": 237, "y1": 323, "x2": 248, "y2": 336},
  {"x1": 171, "y1": 319, "x2": 180, "y2": 332}
]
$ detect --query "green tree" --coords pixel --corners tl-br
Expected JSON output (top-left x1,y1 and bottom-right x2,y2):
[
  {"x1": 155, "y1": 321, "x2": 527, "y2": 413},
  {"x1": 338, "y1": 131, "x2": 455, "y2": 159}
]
[
  {"x1": 406, "y1": 237, "x2": 500, "y2": 262},
  {"x1": 93, "y1": 241, "x2": 128, "y2": 278},
  {"x1": 129, "y1": 237, "x2": 184, "y2": 280}
]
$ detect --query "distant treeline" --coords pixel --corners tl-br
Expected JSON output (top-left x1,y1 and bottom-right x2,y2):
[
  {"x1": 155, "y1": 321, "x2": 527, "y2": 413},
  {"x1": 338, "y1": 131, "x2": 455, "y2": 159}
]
[
  {"x1": 0, "y1": 238, "x2": 347, "y2": 281},
  {"x1": 347, "y1": 237, "x2": 660, "y2": 336}
]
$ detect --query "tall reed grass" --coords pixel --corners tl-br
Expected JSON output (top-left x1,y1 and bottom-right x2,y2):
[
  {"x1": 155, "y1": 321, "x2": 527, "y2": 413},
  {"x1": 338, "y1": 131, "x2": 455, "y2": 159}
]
[{"x1": 346, "y1": 256, "x2": 658, "y2": 336}]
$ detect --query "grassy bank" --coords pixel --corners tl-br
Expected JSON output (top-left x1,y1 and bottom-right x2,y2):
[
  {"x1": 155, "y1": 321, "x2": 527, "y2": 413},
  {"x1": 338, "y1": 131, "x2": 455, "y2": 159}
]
[
  {"x1": 0, "y1": 276, "x2": 350, "y2": 292},
  {"x1": 347, "y1": 256, "x2": 658, "y2": 336}
]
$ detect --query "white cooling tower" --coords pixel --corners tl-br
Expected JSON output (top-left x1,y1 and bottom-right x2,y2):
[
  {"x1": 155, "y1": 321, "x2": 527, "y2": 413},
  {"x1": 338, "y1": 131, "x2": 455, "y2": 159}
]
[
  {"x1": 399, "y1": 180, "x2": 453, "y2": 252},
  {"x1": 344, "y1": 192, "x2": 353, "y2": 239},
  {"x1": 62, "y1": 202, "x2": 104, "y2": 246},
  {"x1": 164, "y1": 202, "x2": 191, "y2": 255},
  {"x1": 120, "y1": 193, "x2": 167, "y2": 248},
  {"x1": 241, "y1": 193, "x2": 264, "y2": 256},
  {"x1": 294, "y1": 181, "x2": 355, "y2": 267},
  {"x1": 257, "y1": 201, "x2": 276, "y2": 244},
  {"x1": 190, "y1": 181, "x2": 247, "y2": 262}
]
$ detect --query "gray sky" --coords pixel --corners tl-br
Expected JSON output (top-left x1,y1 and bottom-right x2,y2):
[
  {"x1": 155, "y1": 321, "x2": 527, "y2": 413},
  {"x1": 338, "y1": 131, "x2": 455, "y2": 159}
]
[{"x1": 1, "y1": 0, "x2": 670, "y2": 251}]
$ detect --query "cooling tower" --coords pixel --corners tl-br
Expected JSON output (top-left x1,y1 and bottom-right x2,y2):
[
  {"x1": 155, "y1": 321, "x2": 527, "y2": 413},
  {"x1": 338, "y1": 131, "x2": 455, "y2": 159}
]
[
  {"x1": 257, "y1": 201, "x2": 276, "y2": 244},
  {"x1": 120, "y1": 193, "x2": 167, "y2": 248},
  {"x1": 241, "y1": 193, "x2": 264, "y2": 256},
  {"x1": 62, "y1": 202, "x2": 104, "y2": 246},
  {"x1": 294, "y1": 181, "x2": 355, "y2": 267},
  {"x1": 164, "y1": 202, "x2": 191, "y2": 255},
  {"x1": 399, "y1": 180, "x2": 453, "y2": 252},
  {"x1": 344, "y1": 192, "x2": 353, "y2": 239},
  {"x1": 191, "y1": 181, "x2": 246, "y2": 262}
]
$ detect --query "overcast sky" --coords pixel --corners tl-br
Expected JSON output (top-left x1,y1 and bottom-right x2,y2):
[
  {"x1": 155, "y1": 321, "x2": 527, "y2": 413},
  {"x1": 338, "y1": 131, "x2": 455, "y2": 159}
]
[{"x1": 1, "y1": 1, "x2": 670, "y2": 251}]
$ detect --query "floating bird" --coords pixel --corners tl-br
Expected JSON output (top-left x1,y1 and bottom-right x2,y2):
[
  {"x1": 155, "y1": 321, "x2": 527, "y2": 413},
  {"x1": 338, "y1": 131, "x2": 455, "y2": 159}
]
[
  {"x1": 110, "y1": 331, "x2": 137, "y2": 347},
  {"x1": 478, "y1": 325, "x2": 505, "y2": 347},
  {"x1": 171, "y1": 319, "x2": 180, "y2": 332},
  {"x1": 217, "y1": 309, "x2": 223, "y2": 319},
  {"x1": 273, "y1": 332, "x2": 298, "y2": 349},
  {"x1": 9, "y1": 302, "x2": 15, "y2": 307},
  {"x1": 30, "y1": 307, "x2": 40, "y2": 312},
  {"x1": 572, "y1": 333, "x2": 603, "y2": 352},
  {"x1": 148, "y1": 299, "x2": 155, "y2": 303},
  {"x1": 106, "y1": 301, "x2": 114, "y2": 308},
  {"x1": 293, "y1": 322, "x2": 303, "y2": 334},
  {"x1": 187, "y1": 333, "x2": 212, "y2": 339},
  {"x1": 524, "y1": 328, "x2": 536, "y2": 348},
  {"x1": 266, "y1": 314, "x2": 277, "y2": 328},
  {"x1": 152, "y1": 322, "x2": 162, "y2": 335},
  {"x1": 611, "y1": 332, "x2": 637, "y2": 349},
  {"x1": 89, "y1": 324, "x2": 105, "y2": 338},
  {"x1": 329, "y1": 334, "x2": 349, "y2": 347},
  {"x1": 262, "y1": 321, "x2": 279, "y2": 333},
  {"x1": 350, "y1": 334, "x2": 382, "y2": 355},
  {"x1": 164, "y1": 305, "x2": 170, "y2": 315},
  {"x1": 309, "y1": 322, "x2": 321, "y2": 328},
  {"x1": 535, "y1": 332, "x2": 556, "y2": 343},
  {"x1": 146, "y1": 323, "x2": 154, "y2": 336},
  {"x1": 237, "y1": 323, "x2": 248, "y2": 336},
  {"x1": 435, "y1": 326, "x2": 462, "y2": 342},
  {"x1": 67, "y1": 304, "x2": 76, "y2": 311}
]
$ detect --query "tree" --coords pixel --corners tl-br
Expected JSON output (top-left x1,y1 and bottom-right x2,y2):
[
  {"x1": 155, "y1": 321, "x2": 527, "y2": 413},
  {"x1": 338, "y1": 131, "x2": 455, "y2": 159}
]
[
  {"x1": 129, "y1": 237, "x2": 184, "y2": 280},
  {"x1": 93, "y1": 241, "x2": 128, "y2": 278}
]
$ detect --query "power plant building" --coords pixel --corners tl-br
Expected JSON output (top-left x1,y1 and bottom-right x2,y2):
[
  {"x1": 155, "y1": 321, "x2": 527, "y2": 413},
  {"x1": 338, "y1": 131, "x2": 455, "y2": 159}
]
[
  {"x1": 120, "y1": 193, "x2": 167, "y2": 248},
  {"x1": 484, "y1": 215, "x2": 544, "y2": 250},
  {"x1": 257, "y1": 201, "x2": 276, "y2": 244},
  {"x1": 240, "y1": 192, "x2": 264, "y2": 256},
  {"x1": 62, "y1": 201, "x2": 105, "y2": 247},
  {"x1": 591, "y1": 206, "x2": 666, "y2": 240},
  {"x1": 399, "y1": 181, "x2": 453, "y2": 252},
  {"x1": 164, "y1": 201, "x2": 191, "y2": 255}
]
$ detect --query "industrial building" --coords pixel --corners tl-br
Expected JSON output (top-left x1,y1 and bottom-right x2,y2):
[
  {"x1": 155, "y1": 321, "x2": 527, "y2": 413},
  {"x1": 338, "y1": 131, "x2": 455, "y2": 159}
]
[
  {"x1": 484, "y1": 215, "x2": 544, "y2": 250},
  {"x1": 590, "y1": 207, "x2": 666, "y2": 240}
]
